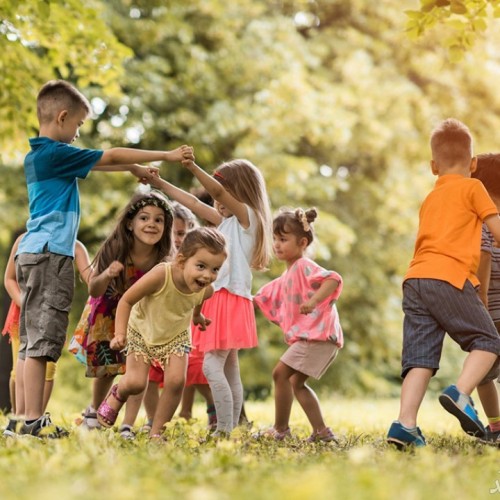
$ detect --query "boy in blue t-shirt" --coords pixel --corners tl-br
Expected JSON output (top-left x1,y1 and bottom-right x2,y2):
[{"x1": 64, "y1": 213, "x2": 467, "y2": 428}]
[{"x1": 15, "y1": 80, "x2": 193, "y2": 438}]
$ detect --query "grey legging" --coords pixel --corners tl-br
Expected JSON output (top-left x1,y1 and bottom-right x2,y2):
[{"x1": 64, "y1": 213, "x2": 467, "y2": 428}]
[{"x1": 203, "y1": 349, "x2": 243, "y2": 433}]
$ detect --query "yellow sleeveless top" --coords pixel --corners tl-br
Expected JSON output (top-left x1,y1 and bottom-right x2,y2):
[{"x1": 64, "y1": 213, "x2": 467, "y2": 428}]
[{"x1": 128, "y1": 263, "x2": 206, "y2": 346}]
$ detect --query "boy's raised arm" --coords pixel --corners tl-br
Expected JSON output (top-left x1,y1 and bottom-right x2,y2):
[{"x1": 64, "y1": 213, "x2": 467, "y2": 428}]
[{"x1": 94, "y1": 145, "x2": 193, "y2": 167}]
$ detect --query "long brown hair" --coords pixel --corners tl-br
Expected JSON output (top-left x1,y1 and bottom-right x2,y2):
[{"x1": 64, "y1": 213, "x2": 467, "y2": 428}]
[
  {"x1": 214, "y1": 159, "x2": 272, "y2": 270},
  {"x1": 93, "y1": 191, "x2": 174, "y2": 295}
]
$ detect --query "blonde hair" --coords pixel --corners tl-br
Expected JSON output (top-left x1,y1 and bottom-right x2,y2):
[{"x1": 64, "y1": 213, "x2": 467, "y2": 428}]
[
  {"x1": 37, "y1": 80, "x2": 92, "y2": 125},
  {"x1": 430, "y1": 118, "x2": 473, "y2": 168},
  {"x1": 214, "y1": 159, "x2": 272, "y2": 270}
]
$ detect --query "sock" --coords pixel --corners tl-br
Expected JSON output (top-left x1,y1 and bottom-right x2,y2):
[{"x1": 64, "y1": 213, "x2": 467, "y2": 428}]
[
  {"x1": 399, "y1": 421, "x2": 420, "y2": 436},
  {"x1": 206, "y1": 404, "x2": 216, "y2": 416},
  {"x1": 25, "y1": 419, "x2": 37, "y2": 425},
  {"x1": 488, "y1": 416, "x2": 500, "y2": 432}
]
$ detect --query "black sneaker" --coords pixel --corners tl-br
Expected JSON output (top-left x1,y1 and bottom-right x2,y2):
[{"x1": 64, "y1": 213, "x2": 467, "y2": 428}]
[
  {"x1": 479, "y1": 425, "x2": 500, "y2": 446},
  {"x1": 3, "y1": 417, "x2": 23, "y2": 437},
  {"x1": 19, "y1": 413, "x2": 69, "y2": 439}
]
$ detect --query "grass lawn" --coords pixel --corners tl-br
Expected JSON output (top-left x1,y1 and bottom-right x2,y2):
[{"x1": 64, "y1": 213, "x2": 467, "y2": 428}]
[{"x1": 0, "y1": 392, "x2": 498, "y2": 500}]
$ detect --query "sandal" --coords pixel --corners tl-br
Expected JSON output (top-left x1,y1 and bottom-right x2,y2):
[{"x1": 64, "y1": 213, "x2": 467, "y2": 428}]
[
  {"x1": 252, "y1": 426, "x2": 291, "y2": 441},
  {"x1": 97, "y1": 385, "x2": 126, "y2": 428}
]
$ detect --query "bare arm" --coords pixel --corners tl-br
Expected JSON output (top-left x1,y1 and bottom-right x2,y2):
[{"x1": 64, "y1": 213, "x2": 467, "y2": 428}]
[
  {"x1": 110, "y1": 264, "x2": 166, "y2": 350},
  {"x1": 91, "y1": 163, "x2": 160, "y2": 186},
  {"x1": 95, "y1": 145, "x2": 193, "y2": 167},
  {"x1": 484, "y1": 214, "x2": 500, "y2": 245},
  {"x1": 477, "y1": 250, "x2": 491, "y2": 307},
  {"x1": 4, "y1": 234, "x2": 24, "y2": 307},
  {"x1": 74, "y1": 240, "x2": 92, "y2": 285},
  {"x1": 192, "y1": 285, "x2": 215, "y2": 331},
  {"x1": 88, "y1": 260, "x2": 125, "y2": 298},
  {"x1": 300, "y1": 278, "x2": 340, "y2": 315},
  {"x1": 149, "y1": 176, "x2": 221, "y2": 226},
  {"x1": 182, "y1": 159, "x2": 250, "y2": 228}
]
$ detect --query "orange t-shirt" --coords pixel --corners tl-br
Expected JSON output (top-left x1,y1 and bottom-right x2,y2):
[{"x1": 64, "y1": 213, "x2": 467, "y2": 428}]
[{"x1": 404, "y1": 174, "x2": 498, "y2": 289}]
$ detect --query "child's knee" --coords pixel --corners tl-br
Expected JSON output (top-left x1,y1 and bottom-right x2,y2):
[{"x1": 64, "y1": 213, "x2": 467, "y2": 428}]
[
  {"x1": 479, "y1": 356, "x2": 500, "y2": 385},
  {"x1": 272, "y1": 364, "x2": 288, "y2": 383},
  {"x1": 166, "y1": 376, "x2": 185, "y2": 395},
  {"x1": 126, "y1": 379, "x2": 147, "y2": 396}
]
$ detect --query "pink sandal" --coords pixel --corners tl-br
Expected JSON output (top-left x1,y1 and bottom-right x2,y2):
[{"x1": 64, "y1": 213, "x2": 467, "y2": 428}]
[{"x1": 97, "y1": 385, "x2": 126, "y2": 428}]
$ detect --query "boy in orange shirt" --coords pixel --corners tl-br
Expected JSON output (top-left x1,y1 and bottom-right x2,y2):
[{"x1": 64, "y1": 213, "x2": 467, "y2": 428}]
[{"x1": 387, "y1": 118, "x2": 500, "y2": 448}]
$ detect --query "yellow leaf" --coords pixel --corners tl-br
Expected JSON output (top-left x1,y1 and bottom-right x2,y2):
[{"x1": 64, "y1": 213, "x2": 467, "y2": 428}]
[
  {"x1": 448, "y1": 45, "x2": 464, "y2": 62},
  {"x1": 472, "y1": 18, "x2": 487, "y2": 31},
  {"x1": 450, "y1": 1, "x2": 467, "y2": 14}
]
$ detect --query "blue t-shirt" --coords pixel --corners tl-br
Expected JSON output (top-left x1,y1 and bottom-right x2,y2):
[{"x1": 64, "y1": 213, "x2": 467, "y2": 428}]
[{"x1": 17, "y1": 137, "x2": 103, "y2": 258}]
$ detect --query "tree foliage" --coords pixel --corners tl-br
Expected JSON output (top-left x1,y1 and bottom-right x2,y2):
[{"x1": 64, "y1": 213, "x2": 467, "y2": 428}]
[
  {"x1": 0, "y1": 0, "x2": 131, "y2": 160},
  {"x1": 406, "y1": 0, "x2": 500, "y2": 61},
  {"x1": 4, "y1": 0, "x2": 500, "y2": 395}
]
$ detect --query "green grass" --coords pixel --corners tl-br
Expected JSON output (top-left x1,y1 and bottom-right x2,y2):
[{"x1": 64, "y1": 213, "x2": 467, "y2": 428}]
[{"x1": 0, "y1": 394, "x2": 498, "y2": 500}]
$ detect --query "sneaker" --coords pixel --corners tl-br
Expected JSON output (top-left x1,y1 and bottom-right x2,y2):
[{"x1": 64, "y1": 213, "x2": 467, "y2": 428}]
[
  {"x1": 252, "y1": 427, "x2": 291, "y2": 441},
  {"x1": 3, "y1": 417, "x2": 23, "y2": 437},
  {"x1": 387, "y1": 421, "x2": 426, "y2": 449},
  {"x1": 19, "y1": 413, "x2": 69, "y2": 439},
  {"x1": 119, "y1": 424, "x2": 136, "y2": 440},
  {"x1": 479, "y1": 425, "x2": 500, "y2": 446},
  {"x1": 306, "y1": 427, "x2": 338, "y2": 444},
  {"x1": 438, "y1": 385, "x2": 485, "y2": 437}
]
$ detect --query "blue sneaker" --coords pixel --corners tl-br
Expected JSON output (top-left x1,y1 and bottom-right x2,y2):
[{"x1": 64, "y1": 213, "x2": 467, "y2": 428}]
[
  {"x1": 387, "y1": 421, "x2": 426, "y2": 449},
  {"x1": 438, "y1": 385, "x2": 485, "y2": 437}
]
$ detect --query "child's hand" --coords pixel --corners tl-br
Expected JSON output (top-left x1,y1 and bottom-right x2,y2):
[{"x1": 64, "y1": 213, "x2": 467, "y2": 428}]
[
  {"x1": 193, "y1": 313, "x2": 211, "y2": 331},
  {"x1": 181, "y1": 158, "x2": 196, "y2": 170},
  {"x1": 148, "y1": 174, "x2": 163, "y2": 190},
  {"x1": 299, "y1": 300, "x2": 316, "y2": 315},
  {"x1": 107, "y1": 260, "x2": 124, "y2": 279},
  {"x1": 110, "y1": 333, "x2": 126, "y2": 350},
  {"x1": 167, "y1": 145, "x2": 194, "y2": 163},
  {"x1": 130, "y1": 164, "x2": 160, "y2": 184}
]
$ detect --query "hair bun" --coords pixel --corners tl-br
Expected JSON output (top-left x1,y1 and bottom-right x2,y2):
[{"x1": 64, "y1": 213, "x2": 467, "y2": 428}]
[
  {"x1": 294, "y1": 207, "x2": 317, "y2": 232},
  {"x1": 305, "y1": 208, "x2": 317, "y2": 224}
]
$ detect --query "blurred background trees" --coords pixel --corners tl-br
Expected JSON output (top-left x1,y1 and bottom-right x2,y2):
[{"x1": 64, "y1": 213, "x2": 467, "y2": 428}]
[{"x1": 2, "y1": 0, "x2": 500, "y2": 399}]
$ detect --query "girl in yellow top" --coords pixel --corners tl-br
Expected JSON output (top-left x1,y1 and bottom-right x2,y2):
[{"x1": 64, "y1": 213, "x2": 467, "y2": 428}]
[{"x1": 97, "y1": 227, "x2": 227, "y2": 438}]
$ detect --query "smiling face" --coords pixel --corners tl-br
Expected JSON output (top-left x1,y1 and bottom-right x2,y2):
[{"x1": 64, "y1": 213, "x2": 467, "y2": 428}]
[
  {"x1": 176, "y1": 247, "x2": 226, "y2": 293},
  {"x1": 128, "y1": 205, "x2": 166, "y2": 247}
]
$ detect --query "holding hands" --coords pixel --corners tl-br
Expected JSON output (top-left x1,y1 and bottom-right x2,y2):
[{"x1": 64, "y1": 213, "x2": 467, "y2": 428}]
[
  {"x1": 167, "y1": 145, "x2": 195, "y2": 163},
  {"x1": 130, "y1": 164, "x2": 160, "y2": 184}
]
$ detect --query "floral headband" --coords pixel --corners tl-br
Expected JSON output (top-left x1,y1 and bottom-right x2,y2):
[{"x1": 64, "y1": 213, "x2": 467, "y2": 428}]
[{"x1": 127, "y1": 194, "x2": 172, "y2": 218}]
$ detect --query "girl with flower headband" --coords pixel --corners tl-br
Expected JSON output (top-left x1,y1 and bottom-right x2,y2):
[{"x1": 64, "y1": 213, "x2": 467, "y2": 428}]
[
  {"x1": 150, "y1": 158, "x2": 272, "y2": 437},
  {"x1": 69, "y1": 190, "x2": 174, "y2": 437},
  {"x1": 253, "y1": 207, "x2": 343, "y2": 443}
]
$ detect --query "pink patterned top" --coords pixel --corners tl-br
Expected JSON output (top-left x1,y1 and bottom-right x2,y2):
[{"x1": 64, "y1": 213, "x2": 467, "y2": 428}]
[{"x1": 254, "y1": 257, "x2": 343, "y2": 347}]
